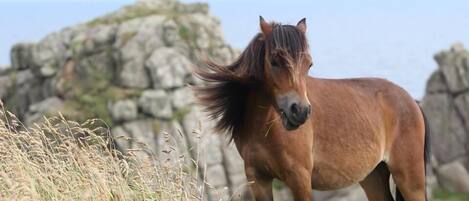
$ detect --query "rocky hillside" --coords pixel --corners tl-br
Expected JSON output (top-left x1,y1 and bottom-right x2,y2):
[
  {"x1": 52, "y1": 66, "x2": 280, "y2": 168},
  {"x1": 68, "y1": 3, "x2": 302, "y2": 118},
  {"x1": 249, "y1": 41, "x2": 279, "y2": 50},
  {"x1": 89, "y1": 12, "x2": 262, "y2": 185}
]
[
  {"x1": 422, "y1": 43, "x2": 469, "y2": 194},
  {"x1": 0, "y1": 0, "x2": 246, "y2": 200}
]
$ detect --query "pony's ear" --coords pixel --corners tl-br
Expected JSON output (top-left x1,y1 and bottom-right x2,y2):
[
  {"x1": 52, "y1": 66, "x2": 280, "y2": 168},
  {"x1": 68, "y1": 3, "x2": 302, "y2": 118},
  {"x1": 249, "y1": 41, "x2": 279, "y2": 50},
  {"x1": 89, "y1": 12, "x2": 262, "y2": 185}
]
[
  {"x1": 296, "y1": 18, "x2": 307, "y2": 33},
  {"x1": 259, "y1": 16, "x2": 273, "y2": 36}
]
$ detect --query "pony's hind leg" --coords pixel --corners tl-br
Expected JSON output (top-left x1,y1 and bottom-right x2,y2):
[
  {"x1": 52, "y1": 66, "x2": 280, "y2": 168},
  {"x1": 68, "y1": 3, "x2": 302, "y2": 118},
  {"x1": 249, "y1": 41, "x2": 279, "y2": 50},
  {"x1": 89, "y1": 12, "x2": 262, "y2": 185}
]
[
  {"x1": 387, "y1": 115, "x2": 427, "y2": 201},
  {"x1": 359, "y1": 162, "x2": 394, "y2": 201},
  {"x1": 388, "y1": 154, "x2": 426, "y2": 201}
]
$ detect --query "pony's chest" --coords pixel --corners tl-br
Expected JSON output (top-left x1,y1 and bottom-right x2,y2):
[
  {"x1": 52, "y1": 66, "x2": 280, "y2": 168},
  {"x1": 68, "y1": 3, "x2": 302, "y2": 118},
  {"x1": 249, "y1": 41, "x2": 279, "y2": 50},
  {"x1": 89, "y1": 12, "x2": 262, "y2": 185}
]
[
  {"x1": 237, "y1": 143, "x2": 279, "y2": 175},
  {"x1": 238, "y1": 134, "x2": 314, "y2": 178}
]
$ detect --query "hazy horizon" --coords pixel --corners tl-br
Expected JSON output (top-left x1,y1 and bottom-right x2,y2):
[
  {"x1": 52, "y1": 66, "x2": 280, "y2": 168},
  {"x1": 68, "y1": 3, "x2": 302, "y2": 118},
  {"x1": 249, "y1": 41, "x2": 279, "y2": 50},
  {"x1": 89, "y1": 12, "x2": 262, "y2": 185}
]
[{"x1": 1, "y1": 0, "x2": 468, "y2": 98}]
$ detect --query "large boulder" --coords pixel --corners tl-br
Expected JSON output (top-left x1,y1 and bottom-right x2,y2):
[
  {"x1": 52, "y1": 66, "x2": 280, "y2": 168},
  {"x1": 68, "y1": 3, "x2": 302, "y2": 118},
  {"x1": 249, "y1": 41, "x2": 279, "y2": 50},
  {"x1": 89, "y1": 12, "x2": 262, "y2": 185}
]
[
  {"x1": 436, "y1": 160, "x2": 469, "y2": 193},
  {"x1": 171, "y1": 87, "x2": 194, "y2": 109},
  {"x1": 421, "y1": 92, "x2": 467, "y2": 163},
  {"x1": 114, "y1": 16, "x2": 167, "y2": 88},
  {"x1": 121, "y1": 119, "x2": 159, "y2": 157},
  {"x1": 108, "y1": 99, "x2": 138, "y2": 122},
  {"x1": 422, "y1": 43, "x2": 469, "y2": 194},
  {"x1": 25, "y1": 97, "x2": 64, "y2": 126},
  {"x1": 138, "y1": 90, "x2": 173, "y2": 119},
  {"x1": 10, "y1": 43, "x2": 35, "y2": 70},
  {"x1": 0, "y1": 74, "x2": 13, "y2": 99},
  {"x1": 434, "y1": 43, "x2": 469, "y2": 93},
  {"x1": 145, "y1": 47, "x2": 192, "y2": 89}
]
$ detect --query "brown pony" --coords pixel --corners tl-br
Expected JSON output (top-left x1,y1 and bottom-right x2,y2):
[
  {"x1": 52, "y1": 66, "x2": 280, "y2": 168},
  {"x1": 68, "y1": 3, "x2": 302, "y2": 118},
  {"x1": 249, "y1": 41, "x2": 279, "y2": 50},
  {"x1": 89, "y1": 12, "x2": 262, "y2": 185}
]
[{"x1": 193, "y1": 17, "x2": 429, "y2": 201}]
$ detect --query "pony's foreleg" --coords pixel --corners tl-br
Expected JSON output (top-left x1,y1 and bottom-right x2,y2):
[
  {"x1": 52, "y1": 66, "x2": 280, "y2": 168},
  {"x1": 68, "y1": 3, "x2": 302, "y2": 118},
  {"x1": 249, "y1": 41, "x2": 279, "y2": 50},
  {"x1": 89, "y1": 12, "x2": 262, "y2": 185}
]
[
  {"x1": 245, "y1": 167, "x2": 274, "y2": 201},
  {"x1": 283, "y1": 166, "x2": 313, "y2": 201}
]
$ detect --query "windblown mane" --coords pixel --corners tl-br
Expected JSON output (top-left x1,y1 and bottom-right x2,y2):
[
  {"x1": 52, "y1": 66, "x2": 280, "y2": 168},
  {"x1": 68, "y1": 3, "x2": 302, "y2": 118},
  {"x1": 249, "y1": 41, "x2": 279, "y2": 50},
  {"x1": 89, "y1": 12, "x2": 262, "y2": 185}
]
[{"x1": 193, "y1": 23, "x2": 308, "y2": 141}]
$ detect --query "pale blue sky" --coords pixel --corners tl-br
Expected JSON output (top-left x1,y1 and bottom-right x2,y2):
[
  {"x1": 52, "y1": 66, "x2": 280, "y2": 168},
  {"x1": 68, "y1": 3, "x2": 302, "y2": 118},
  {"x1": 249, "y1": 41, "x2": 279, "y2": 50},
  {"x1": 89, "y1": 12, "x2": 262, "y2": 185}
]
[{"x1": 1, "y1": 0, "x2": 468, "y2": 98}]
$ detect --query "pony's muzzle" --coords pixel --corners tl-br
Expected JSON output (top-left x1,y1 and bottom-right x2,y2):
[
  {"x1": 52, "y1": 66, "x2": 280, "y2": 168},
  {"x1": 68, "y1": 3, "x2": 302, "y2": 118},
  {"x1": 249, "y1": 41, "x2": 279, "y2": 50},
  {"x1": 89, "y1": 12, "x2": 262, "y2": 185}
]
[
  {"x1": 281, "y1": 102, "x2": 311, "y2": 131},
  {"x1": 289, "y1": 102, "x2": 311, "y2": 123},
  {"x1": 276, "y1": 91, "x2": 312, "y2": 130}
]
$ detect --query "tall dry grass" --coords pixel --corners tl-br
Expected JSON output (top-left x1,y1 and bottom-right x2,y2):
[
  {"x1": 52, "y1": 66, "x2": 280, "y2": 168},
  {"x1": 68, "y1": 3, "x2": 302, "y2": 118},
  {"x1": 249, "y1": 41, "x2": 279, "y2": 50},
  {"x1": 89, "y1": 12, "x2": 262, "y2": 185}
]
[{"x1": 0, "y1": 102, "x2": 204, "y2": 201}]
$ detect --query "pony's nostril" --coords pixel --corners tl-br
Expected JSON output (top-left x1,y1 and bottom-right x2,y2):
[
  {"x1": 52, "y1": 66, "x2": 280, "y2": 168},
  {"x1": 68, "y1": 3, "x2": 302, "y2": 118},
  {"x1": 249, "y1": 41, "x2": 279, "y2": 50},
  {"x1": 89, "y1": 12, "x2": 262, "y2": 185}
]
[{"x1": 290, "y1": 103, "x2": 299, "y2": 116}]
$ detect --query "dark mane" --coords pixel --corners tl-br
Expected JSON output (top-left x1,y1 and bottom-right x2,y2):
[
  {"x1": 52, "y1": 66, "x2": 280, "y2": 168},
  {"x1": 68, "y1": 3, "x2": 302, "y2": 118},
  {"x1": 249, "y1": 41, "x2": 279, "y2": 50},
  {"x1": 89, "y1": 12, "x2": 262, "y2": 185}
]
[
  {"x1": 193, "y1": 23, "x2": 308, "y2": 141},
  {"x1": 266, "y1": 24, "x2": 308, "y2": 60}
]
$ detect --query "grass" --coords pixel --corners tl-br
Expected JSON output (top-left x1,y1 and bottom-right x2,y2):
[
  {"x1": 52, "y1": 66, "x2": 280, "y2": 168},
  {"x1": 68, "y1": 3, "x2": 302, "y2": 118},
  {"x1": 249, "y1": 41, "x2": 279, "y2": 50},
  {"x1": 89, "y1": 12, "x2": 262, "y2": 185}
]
[
  {"x1": 0, "y1": 101, "x2": 204, "y2": 201},
  {"x1": 432, "y1": 188, "x2": 469, "y2": 201}
]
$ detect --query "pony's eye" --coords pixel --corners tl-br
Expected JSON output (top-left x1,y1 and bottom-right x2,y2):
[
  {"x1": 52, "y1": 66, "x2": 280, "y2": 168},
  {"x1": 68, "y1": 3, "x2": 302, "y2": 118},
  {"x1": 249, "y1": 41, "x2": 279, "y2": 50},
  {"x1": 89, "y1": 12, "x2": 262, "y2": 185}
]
[
  {"x1": 271, "y1": 60, "x2": 279, "y2": 67},
  {"x1": 309, "y1": 63, "x2": 313, "y2": 68}
]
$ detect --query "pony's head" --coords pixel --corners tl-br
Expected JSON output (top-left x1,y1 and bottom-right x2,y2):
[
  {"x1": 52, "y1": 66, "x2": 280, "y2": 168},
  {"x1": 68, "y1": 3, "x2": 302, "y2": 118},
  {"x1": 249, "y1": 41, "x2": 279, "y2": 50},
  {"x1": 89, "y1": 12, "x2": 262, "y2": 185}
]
[
  {"x1": 193, "y1": 17, "x2": 312, "y2": 139},
  {"x1": 259, "y1": 17, "x2": 312, "y2": 130}
]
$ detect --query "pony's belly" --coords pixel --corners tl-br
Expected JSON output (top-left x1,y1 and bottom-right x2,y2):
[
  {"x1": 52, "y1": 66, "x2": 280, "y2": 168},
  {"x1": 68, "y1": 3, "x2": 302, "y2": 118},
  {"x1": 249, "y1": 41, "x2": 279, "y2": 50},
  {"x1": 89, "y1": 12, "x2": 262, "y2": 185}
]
[
  {"x1": 311, "y1": 165, "x2": 364, "y2": 190},
  {"x1": 311, "y1": 163, "x2": 374, "y2": 190},
  {"x1": 310, "y1": 123, "x2": 386, "y2": 190},
  {"x1": 311, "y1": 155, "x2": 381, "y2": 190}
]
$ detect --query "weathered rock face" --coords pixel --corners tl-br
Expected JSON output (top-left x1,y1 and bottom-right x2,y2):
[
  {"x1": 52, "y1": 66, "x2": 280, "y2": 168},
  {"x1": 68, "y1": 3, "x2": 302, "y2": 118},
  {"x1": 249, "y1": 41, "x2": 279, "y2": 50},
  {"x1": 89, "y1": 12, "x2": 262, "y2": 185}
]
[
  {"x1": 0, "y1": 0, "x2": 246, "y2": 200},
  {"x1": 422, "y1": 43, "x2": 469, "y2": 193}
]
